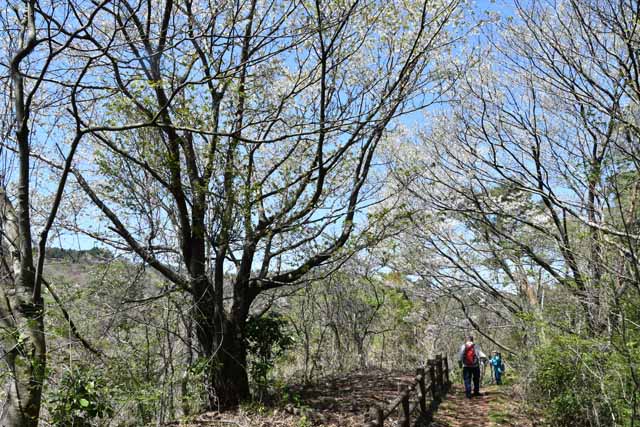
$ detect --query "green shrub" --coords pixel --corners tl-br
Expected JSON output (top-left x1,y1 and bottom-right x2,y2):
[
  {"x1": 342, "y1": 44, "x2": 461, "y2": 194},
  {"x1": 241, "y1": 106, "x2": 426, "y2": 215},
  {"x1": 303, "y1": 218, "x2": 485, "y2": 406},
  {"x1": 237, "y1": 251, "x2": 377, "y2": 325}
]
[
  {"x1": 50, "y1": 367, "x2": 113, "y2": 426},
  {"x1": 245, "y1": 313, "x2": 294, "y2": 396},
  {"x1": 530, "y1": 335, "x2": 619, "y2": 427}
]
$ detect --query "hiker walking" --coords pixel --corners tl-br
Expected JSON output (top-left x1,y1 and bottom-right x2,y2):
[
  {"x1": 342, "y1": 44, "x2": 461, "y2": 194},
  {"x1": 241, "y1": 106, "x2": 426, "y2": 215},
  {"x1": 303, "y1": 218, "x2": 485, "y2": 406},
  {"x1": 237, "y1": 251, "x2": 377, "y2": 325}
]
[
  {"x1": 458, "y1": 335, "x2": 482, "y2": 398},
  {"x1": 490, "y1": 351, "x2": 505, "y2": 385}
]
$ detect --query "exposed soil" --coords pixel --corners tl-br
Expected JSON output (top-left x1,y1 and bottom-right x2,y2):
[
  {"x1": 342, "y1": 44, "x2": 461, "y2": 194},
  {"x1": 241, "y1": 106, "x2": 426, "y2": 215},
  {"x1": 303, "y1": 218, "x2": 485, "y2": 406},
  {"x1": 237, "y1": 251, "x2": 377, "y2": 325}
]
[
  {"x1": 167, "y1": 369, "x2": 416, "y2": 426},
  {"x1": 431, "y1": 384, "x2": 534, "y2": 427}
]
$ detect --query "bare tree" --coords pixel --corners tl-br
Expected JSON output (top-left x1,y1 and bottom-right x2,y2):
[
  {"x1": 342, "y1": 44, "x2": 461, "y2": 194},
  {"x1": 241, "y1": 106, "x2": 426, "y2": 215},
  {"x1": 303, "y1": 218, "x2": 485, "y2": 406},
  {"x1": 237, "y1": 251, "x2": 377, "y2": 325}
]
[
  {"x1": 0, "y1": 0, "x2": 108, "y2": 424},
  {"x1": 59, "y1": 0, "x2": 464, "y2": 409}
]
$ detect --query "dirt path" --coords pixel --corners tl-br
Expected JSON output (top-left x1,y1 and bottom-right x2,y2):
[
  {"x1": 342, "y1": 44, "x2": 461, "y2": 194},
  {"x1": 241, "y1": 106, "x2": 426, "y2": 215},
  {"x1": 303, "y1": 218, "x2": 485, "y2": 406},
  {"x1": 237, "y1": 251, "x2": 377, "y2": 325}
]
[{"x1": 431, "y1": 384, "x2": 533, "y2": 427}]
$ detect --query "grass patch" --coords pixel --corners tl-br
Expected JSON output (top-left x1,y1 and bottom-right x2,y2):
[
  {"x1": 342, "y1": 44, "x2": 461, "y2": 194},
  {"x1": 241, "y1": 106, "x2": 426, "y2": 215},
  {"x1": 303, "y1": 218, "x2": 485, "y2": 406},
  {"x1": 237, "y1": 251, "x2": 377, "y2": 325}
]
[
  {"x1": 487, "y1": 385, "x2": 515, "y2": 425},
  {"x1": 488, "y1": 409, "x2": 511, "y2": 424}
]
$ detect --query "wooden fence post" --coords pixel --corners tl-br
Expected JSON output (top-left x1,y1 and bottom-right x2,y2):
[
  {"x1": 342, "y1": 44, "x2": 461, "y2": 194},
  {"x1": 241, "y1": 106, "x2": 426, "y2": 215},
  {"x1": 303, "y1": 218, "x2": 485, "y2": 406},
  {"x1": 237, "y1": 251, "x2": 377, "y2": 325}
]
[
  {"x1": 436, "y1": 354, "x2": 444, "y2": 397},
  {"x1": 428, "y1": 358, "x2": 437, "y2": 402},
  {"x1": 416, "y1": 367, "x2": 427, "y2": 413},
  {"x1": 376, "y1": 407, "x2": 384, "y2": 426},
  {"x1": 362, "y1": 357, "x2": 451, "y2": 427},
  {"x1": 443, "y1": 356, "x2": 450, "y2": 389},
  {"x1": 398, "y1": 385, "x2": 410, "y2": 427}
]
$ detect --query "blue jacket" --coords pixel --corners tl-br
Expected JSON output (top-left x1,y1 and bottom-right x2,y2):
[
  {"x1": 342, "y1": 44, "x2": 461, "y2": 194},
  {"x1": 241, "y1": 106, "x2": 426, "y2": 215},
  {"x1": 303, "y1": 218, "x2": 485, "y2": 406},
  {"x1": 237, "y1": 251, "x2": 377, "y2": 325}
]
[{"x1": 490, "y1": 356, "x2": 504, "y2": 373}]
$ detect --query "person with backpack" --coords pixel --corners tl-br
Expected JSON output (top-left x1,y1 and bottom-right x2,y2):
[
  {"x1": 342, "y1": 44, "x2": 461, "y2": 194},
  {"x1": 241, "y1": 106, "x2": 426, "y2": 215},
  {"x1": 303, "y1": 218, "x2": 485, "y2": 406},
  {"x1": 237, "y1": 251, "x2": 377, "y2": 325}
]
[
  {"x1": 490, "y1": 351, "x2": 505, "y2": 385},
  {"x1": 458, "y1": 335, "x2": 482, "y2": 398}
]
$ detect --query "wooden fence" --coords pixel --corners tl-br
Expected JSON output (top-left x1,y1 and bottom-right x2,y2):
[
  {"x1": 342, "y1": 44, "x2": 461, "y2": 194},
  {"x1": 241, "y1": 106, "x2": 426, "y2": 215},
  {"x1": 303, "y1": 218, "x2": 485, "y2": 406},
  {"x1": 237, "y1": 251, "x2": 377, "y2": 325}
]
[{"x1": 363, "y1": 354, "x2": 451, "y2": 427}]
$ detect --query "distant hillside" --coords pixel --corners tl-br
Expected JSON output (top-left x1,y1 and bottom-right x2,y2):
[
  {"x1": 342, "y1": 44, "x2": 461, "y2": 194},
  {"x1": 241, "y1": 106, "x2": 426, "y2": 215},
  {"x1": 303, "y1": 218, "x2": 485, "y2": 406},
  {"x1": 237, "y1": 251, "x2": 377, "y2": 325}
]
[{"x1": 45, "y1": 247, "x2": 113, "y2": 263}]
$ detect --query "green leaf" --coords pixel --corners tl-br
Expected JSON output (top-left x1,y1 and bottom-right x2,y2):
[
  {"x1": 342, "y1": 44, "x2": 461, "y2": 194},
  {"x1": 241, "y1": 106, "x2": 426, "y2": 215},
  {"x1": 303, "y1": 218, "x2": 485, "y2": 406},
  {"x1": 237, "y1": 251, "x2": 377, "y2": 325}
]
[{"x1": 79, "y1": 398, "x2": 90, "y2": 408}]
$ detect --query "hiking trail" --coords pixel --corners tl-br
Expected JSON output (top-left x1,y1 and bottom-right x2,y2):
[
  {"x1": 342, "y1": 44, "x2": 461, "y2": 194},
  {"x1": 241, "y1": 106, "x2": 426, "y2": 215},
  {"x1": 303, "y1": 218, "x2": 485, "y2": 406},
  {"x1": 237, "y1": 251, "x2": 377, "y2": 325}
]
[
  {"x1": 167, "y1": 373, "x2": 537, "y2": 427},
  {"x1": 431, "y1": 384, "x2": 534, "y2": 427}
]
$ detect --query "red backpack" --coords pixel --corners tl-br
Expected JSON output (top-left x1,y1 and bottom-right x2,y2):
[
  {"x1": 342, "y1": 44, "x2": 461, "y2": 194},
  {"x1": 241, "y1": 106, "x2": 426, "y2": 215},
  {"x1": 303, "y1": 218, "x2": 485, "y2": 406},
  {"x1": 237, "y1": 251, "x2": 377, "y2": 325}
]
[{"x1": 463, "y1": 343, "x2": 476, "y2": 365}]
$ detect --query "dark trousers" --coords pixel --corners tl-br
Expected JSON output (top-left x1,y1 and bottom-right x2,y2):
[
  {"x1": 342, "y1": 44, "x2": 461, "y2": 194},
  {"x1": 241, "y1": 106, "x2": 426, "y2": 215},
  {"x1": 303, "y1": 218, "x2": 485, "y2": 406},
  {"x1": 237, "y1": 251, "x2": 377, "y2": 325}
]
[
  {"x1": 494, "y1": 370, "x2": 502, "y2": 385},
  {"x1": 463, "y1": 366, "x2": 480, "y2": 397}
]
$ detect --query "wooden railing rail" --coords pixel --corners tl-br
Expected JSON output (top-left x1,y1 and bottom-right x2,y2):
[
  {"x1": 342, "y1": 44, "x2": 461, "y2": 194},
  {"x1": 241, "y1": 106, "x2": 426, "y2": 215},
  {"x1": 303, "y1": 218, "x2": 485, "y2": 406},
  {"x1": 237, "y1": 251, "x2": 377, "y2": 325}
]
[{"x1": 363, "y1": 354, "x2": 451, "y2": 427}]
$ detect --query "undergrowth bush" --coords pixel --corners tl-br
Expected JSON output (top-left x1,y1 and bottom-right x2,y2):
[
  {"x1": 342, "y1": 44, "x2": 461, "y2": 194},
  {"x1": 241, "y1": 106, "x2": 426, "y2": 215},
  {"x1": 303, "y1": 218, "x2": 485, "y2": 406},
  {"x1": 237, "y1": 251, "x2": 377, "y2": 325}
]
[
  {"x1": 246, "y1": 313, "x2": 294, "y2": 399},
  {"x1": 530, "y1": 335, "x2": 623, "y2": 427},
  {"x1": 49, "y1": 367, "x2": 113, "y2": 427}
]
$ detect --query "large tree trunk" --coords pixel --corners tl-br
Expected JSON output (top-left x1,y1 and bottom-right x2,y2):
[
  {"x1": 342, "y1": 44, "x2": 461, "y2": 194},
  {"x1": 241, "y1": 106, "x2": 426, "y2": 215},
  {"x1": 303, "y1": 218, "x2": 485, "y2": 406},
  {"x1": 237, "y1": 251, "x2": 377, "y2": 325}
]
[
  {"x1": 196, "y1": 317, "x2": 251, "y2": 409},
  {"x1": 192, "y1": 279, "x2": 251, "y2": 410},
  {"x1": 212, "y1": 320, "x2": 250, "y2": 409},
  {"x1": 0, "y1": 192, "x2": 46, "y2": 427}
]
